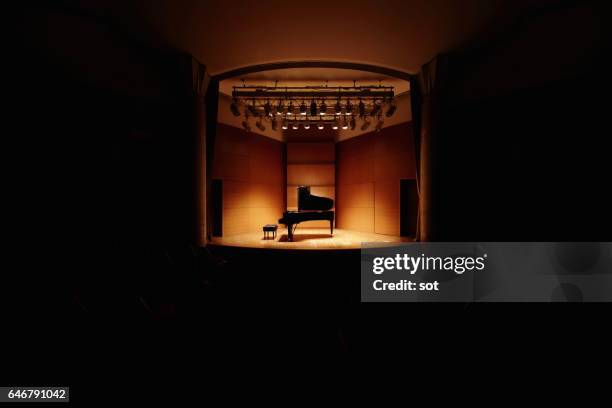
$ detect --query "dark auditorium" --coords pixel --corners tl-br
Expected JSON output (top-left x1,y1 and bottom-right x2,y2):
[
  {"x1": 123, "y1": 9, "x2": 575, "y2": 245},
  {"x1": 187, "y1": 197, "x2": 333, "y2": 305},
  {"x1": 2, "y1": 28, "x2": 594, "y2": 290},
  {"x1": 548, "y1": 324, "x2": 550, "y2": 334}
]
[{"x1": 8, "y1": 0, "x2": 611, "y2": 402}]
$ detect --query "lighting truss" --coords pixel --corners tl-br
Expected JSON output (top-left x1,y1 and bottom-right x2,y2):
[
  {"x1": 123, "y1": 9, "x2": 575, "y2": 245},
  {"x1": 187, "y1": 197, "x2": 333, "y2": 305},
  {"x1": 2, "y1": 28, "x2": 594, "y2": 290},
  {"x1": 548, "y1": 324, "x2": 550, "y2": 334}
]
[{"x1": 231, "y1": 83, "x2": 397, "y2": 131}]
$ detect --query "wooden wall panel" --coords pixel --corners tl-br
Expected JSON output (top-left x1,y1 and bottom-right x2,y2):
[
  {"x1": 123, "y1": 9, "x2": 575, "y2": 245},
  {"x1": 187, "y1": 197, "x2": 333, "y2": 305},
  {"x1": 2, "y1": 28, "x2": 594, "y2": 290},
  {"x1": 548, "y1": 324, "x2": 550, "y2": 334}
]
[
  {"x1": 375, "y1": 207, "x2": 401, "y2": 236},
  {"x1": 251, "y1": 182, "x2": 283, "y2": 209},
  {"x1": 287, "y1": 164, "x2": 335, "y2": 186},
  {"x1": 336, "y1": 122, "x2": 416, "y2": 236},
  {"x1": 212, "y1": 152, "x2": 250, "y2": 181},
  {"x1": 213, "y1": 123, "x2": 285, "y2": 236},
  {"x1": 249, "y1": 155, "x2": 283, "y2": 184},
  {"x1": 374, "y1": 152, "x2": 414, "y2": 181},
  {"x1": 223, "y1": 181, "x2": 250, "y2": 209},
  {"x1": 222, "y1": 207, "x2": 251, "y2": 236},
  {"x1": 215, "y1": 131, "x2": 249, "y2": 156},
  {"x1": 336, "y1": 155, "x2": 374, "y2": 185},
  {"x1": 249, "y1": 207, "x2": 284, "y2": 231},
  {"x1": 336, "y1": 207, "x2": 374, "y2": 233},
  {"x1": 286, "y1": 142, "x2": 335, "y2": 228},
  {"x1": 375, "y1": 181, "x2": 400, "y2": 209},
  {"x1": 287, "y1": 143, "x2": 335, "y2": 163},
  {"x1": 337, "y1": 183, "x2": 374, "y2": 208}
]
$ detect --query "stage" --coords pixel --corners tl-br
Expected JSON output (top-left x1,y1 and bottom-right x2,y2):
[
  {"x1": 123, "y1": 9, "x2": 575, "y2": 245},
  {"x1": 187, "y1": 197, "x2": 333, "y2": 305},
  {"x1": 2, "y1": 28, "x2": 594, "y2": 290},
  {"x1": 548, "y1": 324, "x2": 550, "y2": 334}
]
[{"x1": 210, "y1": 228, "x2": 412, "y2": 250}]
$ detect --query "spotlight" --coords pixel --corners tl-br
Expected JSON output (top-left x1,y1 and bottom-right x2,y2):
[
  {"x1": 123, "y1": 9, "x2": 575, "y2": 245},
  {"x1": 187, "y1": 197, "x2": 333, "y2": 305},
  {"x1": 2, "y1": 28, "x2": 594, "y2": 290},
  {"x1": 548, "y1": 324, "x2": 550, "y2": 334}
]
[
  {"x1": 358, "y1": 99, "x2": 366, "y2": 118},
  {"x1": 360, "y1": 117, "x2": 371, "y2": 132},
  {"x1": 371, "y1": 101, "x2": 381, "y2": 116},
  {"x1": 304, "y1": 121, "x2": 310, "y2": 130},
  {"x1": 334, "y1": 100, "x2": 342, "y2": 115},
  {"x1": 292, "y1": 122, "x2": 299, "y2": 130},
  {"x1": 281, "y1": 120, "x2": 289, "y2": 130},
  {"x1": 242, "y1": 115, "x2": 251, "y2": 132},
  {"x1": 247, "y1": 99, "x2": 258, "y2": 116},
  {"x1": 230, "y1": 99, "x2": 241, "y2": 116},
  {"x1": 341, "y1": 116, "x2": 348, "y2": 130},
  {"x1": 256, "y1": 117, "x2": 266, "y2": 132},
  {"x1": 332, "y1": 119, "x2": 339, "y2": 130},
  {"x1": 375, "y1": 115, "x2": 384, "y2": 132},
  {"x1": 317, "y1": 123, "x2": 325, "y2": 130},
  {"x1": 385, "y1": 100, "x2": 397, "y2": 117},
  {"x1": 276, "y1": 100, "x2": 285, "y2": 115},
  {"x1": 299, "y1": 101, "x2": 307, "y2": 115},
  {"x1": 319, "y1": 101, "x2": 327, "y2": 115},
  {"x1": 271, "y1": 117, "x2": 278, "y2": 131},
  {"x1": 310, "y1": 100, "x2": 318, "y2": 116},
  {"x1": 345, "y1": 99, "x2": 353, "y2": 115},
  {"x1": 349, "y1": 116, "x2": 356, "y2": 130},
  {"x1": 264, "y1": 100, "x2": 272, "y2": 117}
]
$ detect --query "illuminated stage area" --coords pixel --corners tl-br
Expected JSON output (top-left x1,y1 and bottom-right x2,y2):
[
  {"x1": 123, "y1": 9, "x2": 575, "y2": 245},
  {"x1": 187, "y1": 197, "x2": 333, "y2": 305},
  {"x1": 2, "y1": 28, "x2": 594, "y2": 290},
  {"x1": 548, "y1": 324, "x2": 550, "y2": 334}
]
[{"x1": 210, "y1": 228, "x2": 412, "y2": 250}]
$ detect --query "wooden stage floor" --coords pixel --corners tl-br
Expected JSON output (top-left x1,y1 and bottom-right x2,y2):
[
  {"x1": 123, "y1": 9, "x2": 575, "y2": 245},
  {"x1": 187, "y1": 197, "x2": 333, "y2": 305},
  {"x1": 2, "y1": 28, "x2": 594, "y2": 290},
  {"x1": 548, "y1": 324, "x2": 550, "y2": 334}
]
[{"x1": 210, "y1": 228, "x2": 412, "y2": 250}]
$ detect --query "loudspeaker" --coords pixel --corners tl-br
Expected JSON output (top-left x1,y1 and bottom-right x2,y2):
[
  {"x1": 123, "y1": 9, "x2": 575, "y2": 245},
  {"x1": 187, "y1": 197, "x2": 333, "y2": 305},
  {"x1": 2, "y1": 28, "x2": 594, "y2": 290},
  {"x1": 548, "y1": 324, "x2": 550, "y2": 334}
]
[{"x1": 400, "y1": 179, "x2": 418, "y2": 237}]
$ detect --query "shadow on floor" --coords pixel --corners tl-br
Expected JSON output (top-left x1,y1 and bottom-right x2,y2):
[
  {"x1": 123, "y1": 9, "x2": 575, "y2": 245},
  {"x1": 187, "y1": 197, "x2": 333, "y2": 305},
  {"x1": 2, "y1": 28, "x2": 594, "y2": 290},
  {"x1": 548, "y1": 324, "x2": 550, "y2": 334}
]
[{"x1": 277, "y1": 234, "x2": 333, "y2": 242}]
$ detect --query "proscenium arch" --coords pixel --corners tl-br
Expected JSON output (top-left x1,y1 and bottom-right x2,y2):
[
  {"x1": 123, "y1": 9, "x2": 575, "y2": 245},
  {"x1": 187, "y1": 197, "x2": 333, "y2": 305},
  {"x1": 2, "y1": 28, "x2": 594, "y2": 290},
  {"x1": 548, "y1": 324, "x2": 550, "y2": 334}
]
[
  {"x1": 203, "y1": 60, "x2": 418, "y2": 242},
  {"x1": 212, "y1": 60, "x2": 415, "y2": 82}
]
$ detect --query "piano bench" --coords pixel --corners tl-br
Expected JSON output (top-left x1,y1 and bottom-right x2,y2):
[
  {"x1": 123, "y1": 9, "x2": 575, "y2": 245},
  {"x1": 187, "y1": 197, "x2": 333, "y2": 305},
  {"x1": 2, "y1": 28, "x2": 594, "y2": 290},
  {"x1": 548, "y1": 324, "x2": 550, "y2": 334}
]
[{"x1": 263, "y1": 224, "x2": 278, "y2": 240}]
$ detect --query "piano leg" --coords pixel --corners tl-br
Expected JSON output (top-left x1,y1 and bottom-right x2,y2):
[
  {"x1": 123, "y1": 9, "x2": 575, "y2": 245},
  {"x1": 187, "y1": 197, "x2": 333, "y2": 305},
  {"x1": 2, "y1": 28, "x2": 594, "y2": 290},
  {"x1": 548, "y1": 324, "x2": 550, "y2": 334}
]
[
  {"x1": 288, "y1": 224, "x2": 294, "y2": 241},
  {"x1": 330, "y1": 219, "x2": 333, "y2": 236}
]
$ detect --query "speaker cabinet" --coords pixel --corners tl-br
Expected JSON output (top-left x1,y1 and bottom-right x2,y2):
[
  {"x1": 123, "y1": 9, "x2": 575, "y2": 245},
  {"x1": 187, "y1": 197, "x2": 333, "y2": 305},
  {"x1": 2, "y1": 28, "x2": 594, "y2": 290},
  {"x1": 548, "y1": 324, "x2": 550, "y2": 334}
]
[
  {"x1": 400, "y1": 179, "x2": 418, "y2": 237},
  {"x1": 212, "y1": 179, "x2": 223, "y2": 237}
]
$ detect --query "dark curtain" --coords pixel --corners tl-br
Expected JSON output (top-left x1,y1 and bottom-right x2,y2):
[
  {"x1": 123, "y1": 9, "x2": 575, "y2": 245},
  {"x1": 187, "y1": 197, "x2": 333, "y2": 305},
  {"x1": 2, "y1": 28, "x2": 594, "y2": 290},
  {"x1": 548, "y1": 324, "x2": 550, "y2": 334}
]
[
  {"x1": 191, "y1": 58, "x2": 207, "y2": 246},
  {"x1": 413, "y1": 54, "x2": 451, "y2": 242},
  {"x1": 409, "y1": 76, "x2": 422, "y2": 240},
  {"x1": 204, "y1": 79, "x2": 220, "y2": 243}
]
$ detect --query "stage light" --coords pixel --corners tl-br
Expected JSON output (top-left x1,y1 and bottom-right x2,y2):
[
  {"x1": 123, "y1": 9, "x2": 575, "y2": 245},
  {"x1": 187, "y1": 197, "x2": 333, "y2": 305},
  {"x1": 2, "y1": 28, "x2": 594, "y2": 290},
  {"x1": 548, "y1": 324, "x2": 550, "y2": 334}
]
[
  {"x1": 358, "y1": 99, "x2": 366, "y2": 118},
  {"x1": 231, "y1": 83, "x2": 396, "y2": 133},
  {"x1": 264, "y1": 100, "x2": 272, "y2": 117},
  {"x1": 371, "y1": 101, "x2": 381, "y2": 116},
  {"x1": 385, "y1": 99, "x2": 397, "y2": 117},
  {"x1": 345, "y1": 99, "x2": 353, "y2": 115},
  {"x1": 230, "y1": 99, "x2": 241, "y2": 116},
  {"x1": 360, "y1": 117, "x2": 371, "y2": 131},
  {"x1": 256, "y1": 117, "x2": 266, "y2": 132},
  {"x1": 341, "y1": 116, "x2": 348, "y2": 130},
  {"x1": 310, "y1": 100, "x2": 318, "y2": 116},
  {"x1": 242, "y1": 115, "x2": 251, "y2": 132},
  {"x1": 247, "y1": 99, "x2": 258, "y2": 116},
  {"x1": 375, "y1": 115, "x2": 384, "y2": 132}
]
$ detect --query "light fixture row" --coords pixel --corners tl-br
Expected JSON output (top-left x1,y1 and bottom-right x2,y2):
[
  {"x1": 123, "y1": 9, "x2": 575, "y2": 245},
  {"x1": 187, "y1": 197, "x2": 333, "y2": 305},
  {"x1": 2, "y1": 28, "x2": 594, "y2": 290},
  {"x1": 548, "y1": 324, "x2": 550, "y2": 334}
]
[
  {"x1": 230, "y1": 83, "x2": 397, "y2": 132},
  {"x1": 233, "y1": 98, "x2": 396, "y2": 119}
]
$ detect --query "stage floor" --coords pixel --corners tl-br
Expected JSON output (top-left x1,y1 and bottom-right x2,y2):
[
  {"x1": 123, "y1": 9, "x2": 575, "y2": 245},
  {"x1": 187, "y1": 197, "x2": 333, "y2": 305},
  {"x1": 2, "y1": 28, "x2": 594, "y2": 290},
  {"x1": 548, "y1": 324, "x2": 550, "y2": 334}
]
[{"x1": 210, "y1": 228, "x2": 412, "y2": 250}]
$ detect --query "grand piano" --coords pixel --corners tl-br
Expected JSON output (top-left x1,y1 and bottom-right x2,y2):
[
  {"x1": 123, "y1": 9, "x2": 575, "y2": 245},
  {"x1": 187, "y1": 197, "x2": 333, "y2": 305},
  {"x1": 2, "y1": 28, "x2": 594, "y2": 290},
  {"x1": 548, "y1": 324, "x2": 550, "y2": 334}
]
[{"x1": 279, "y1": 186, "x2": 334, "y2": 242}]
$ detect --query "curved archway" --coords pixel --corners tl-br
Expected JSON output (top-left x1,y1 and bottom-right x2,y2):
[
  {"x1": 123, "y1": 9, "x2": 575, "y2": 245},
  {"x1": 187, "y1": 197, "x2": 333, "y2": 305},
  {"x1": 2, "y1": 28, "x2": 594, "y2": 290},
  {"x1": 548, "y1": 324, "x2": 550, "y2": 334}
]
[{"x1": 212, "y1": 60, "x2": 414, "y2": 81}]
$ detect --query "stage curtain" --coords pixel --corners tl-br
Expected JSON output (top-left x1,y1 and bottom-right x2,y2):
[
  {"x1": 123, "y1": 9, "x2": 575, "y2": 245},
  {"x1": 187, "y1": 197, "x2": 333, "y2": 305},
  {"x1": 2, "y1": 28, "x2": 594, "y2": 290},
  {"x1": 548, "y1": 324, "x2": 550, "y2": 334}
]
[
  {"x1": 409, "y1": 76, "x2": 422, "y2": 240},
  {"x1": 191, "y1": 58, "x2": 208, "y2": 246},
  {"x1": 204, "y1": 78, "x2": 219, "y2": 244},
  {"x1": 414, "y1": 54, "x2": 451, "y2": 241}
]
